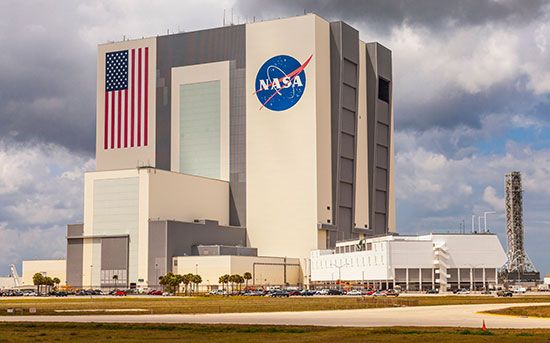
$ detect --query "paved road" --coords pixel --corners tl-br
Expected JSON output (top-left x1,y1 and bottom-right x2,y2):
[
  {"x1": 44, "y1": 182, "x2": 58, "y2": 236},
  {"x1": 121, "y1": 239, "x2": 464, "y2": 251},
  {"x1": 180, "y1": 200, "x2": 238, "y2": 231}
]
[{"x1": 1, "y1": 302, "x2": 550, "y2": 328}]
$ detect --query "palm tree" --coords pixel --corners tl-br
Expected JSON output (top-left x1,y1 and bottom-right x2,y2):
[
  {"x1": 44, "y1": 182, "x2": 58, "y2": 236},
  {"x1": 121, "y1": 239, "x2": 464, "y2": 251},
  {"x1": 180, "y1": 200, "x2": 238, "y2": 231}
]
[
  {"x1": 243, "y1": 272, "x2": 252, "y2": 289},
  {"x1": 236, "y1": 275, "x2": 244, "y2": 291},
  {"x1": 174, "y1": 274, "x2": 184, "y2": 294},
  {"x1": 192, "y1": 274, "x2": 202, "y2": 293},
  {"x1": 32, "y1": 273, "x2": 44, "y2": 294},
  {"x1": 52, "y1": 277, "x2": 61, "y2": 290},
  {"x1": 183, "y1": 274, "x2": 193, "y2": 294},
  {"x1": 112, "y1": 274, "x2": 118, "y2": 289},
  {"x1": 219, "y1": 274, "x2": 230, "y2": 292}
]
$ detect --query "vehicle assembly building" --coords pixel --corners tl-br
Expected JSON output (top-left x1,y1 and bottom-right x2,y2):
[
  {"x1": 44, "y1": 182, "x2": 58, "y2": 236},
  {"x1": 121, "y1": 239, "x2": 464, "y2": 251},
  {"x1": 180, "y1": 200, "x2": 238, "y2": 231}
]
[
  {"x1": 17, "y1": 13, "x2": 508, "y2": 291},
  {"x1": 65, "y1": 13, "x2": 396, "y2": 289}
]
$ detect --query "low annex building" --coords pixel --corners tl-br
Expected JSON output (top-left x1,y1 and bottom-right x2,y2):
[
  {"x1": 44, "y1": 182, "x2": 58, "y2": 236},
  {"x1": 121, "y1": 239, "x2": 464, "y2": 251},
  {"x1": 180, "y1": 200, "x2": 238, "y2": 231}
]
[{"x1": 310, "y1": 233, "x2": 507, "y2": 291}]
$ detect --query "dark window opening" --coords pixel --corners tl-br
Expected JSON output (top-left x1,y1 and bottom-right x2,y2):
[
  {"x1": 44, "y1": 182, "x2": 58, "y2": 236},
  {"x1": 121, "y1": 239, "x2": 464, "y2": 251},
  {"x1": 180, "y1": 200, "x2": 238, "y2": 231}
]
[{"x1": 378, "y1": 77, "x2": 390, "y2": 103}]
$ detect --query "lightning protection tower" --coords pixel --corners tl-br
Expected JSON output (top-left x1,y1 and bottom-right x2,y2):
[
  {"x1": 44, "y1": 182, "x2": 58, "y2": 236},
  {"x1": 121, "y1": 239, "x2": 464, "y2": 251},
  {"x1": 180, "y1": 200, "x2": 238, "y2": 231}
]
[{"x1": 504, "y1": 171, "x2": 539, "y2": 283}]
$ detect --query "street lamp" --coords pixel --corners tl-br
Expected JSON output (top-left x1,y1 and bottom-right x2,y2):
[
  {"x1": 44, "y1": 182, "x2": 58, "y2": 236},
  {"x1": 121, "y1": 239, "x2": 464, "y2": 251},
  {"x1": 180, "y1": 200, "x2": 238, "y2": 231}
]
[
  {"x1": 331, "y1": 262, "x2": 349, "y2": 289},
  {"x1": 483, "y1": 212, "x2": 496, "y2": 232}
]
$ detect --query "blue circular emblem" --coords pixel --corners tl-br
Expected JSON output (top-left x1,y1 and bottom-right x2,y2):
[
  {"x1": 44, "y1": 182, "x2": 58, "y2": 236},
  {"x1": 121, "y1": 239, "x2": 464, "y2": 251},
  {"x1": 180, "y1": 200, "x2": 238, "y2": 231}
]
[{"x1": 255, "y1": 55, "x2": 309, "y2": 111}]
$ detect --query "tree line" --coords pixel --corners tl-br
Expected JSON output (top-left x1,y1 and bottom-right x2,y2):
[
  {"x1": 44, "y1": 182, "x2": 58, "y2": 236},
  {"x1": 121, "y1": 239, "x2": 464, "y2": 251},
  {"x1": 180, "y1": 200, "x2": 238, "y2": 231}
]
[
  {"x1": 32, "y1": 273, "x2": 61, "y2": 294},
  {"x1": 158, "y1": 272, "x2": 202, "y2": 294},
  {"x1": 218, "y1": 272, "x2": 252, "y2": 292}
]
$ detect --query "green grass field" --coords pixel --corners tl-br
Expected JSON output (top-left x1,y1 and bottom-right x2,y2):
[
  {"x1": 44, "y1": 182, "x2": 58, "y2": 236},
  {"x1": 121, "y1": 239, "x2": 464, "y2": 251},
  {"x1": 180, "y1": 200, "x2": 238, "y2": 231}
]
[
  {"x1": 0, "y1": 295, "x2": 549, "y2": 316},
  {"x1": 0, "y1": 323, "x2": 549, "y2": 342},
  {"x1": 486, "y1": 305, "x2": 550, "y2": 318}
]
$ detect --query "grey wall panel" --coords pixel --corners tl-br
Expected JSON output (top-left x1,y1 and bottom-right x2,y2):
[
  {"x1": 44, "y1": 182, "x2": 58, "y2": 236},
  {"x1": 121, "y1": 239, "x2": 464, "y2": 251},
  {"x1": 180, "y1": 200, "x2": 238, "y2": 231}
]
[
  {"x1": 340, "y1": 158, "x2": 354, "y2": 183},
  {"x1": 376, "y1": 45, "x2": 392, "y2": 80},
  {"x1": 366, "y1": 42, "x2": 393, "y2": 235},
  {"x1": 341, "y1": 109, "x2": 355, "y2": 134},
  {"x1": 156, "y1": 25, "x2": 246, "y2": 227},
  {"x1": 343, "y1": 59, "x2": 358, "y2": 86},
  {"x1": 67, "y1": 224, "x2": 83, "y2": 237},
  {"x1": 342, "y1": 84, "x2": 357, "y2": 110},
  {"x1": 147, "y1": 220, "x2": 246, "y2": 286},
  {"x1": 148, "y1": 221, "x2": 167, "y2": 288},
  {"x1": 329, "y1": 21, "x2": 360, "y2": 247},
  {"x1": 101, "y1": 237, "x2": 129, "y2": 270},
  {"x1": 376, "y1": 145, "x2": 388, "y2": 168},
  {"x1": 66, "y1": 224, "x2": 83, "y2": 287},
  {"x1": 166, "y1": 220, "x2": 246, "y2": 259},
  {"x1": 375, "y1": 190, "x2": 387, "y2": 212},
  {"x1": 376, "y1": 101, "x2": 390, "y2": 125},
  {"x1": 376, "y1": 122, "x2": 389, "y2": 146},
  {"x1": 66, "y1": 238, "x2": 83, "y2": 288},
  {"x1": 376, "y1": 167, "x2": 387, "y2": 189}
]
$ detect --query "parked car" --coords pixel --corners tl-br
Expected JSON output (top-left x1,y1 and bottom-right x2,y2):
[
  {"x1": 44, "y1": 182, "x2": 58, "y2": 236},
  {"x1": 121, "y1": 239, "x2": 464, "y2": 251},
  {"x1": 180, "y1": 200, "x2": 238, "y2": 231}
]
[
  {"x1": 497, "y1": 290, "x2": 513, "y2": 297},
  {"x1": 270, "y1": 290, "x2": 290, "y2": 297},
  {"x1": 385, "y1": 289, "x2": 400, "y2": 297},
  {"x1": 455, "y1": 288, "x2": 470, "y2": 294},
  {"x1": 328, "y1": 289, "x2": 343, "y2": 295},
  {"x1": 287, "y1": 290, "x2": 301, "y2": 296},
  {"x1": 301, "y1": 290, "x2": 316, "y2": 296},
  {"x1": 426, "y1": 288, "x2": 439, "y2": 294},
  {"x1": 481, "y1": 290, "x2": 492, "y2": 295},
  {"x1": 315, "y1": 289, "x2": 329, "y2": 295},
  {"x1": 346, "y1": 290, "x2": 362, "y2": 296},
  {"x1": 114, "y1": 290, "x2": 127, "y2": 296},
  {"x1": 148, "y1": 290, "x2": 163, "y2": 296}
]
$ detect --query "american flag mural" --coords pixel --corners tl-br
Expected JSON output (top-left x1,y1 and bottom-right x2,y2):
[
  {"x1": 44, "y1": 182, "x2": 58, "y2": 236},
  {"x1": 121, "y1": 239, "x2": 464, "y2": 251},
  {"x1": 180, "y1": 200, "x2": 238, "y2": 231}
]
[{"x1": 104, "y1": 47, "x2": 149, "y2": 149}]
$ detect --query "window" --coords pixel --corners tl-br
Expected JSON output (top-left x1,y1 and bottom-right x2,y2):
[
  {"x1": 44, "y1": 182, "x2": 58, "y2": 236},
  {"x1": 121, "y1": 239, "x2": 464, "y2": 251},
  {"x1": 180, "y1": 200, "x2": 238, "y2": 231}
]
[
  {"x1": 366, "y1": 243, "x2": 372, "y2": 251},
  {"x1": 378, "y1": 77, "x2": 390, "y2": 103}
]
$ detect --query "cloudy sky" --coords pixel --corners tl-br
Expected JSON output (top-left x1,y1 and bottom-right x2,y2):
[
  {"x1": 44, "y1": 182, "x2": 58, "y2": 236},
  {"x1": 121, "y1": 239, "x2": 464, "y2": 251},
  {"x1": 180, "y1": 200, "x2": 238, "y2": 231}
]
[{"x1": 1, "y1": 0, "x2": 549, "y2": 275}]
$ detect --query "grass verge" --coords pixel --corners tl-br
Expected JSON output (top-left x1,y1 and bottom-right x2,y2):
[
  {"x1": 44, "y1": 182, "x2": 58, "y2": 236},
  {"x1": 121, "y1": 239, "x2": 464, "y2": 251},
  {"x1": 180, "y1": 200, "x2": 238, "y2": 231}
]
[
  {"x1": 0, "y1": 295, "x2": 549, "y2": 316},
  {"x1": 485, "y1": 305, "x2": 550, "y2": 318},
  {"x1": 0, "y1": 323, "x2": 549, "y2": 342}
]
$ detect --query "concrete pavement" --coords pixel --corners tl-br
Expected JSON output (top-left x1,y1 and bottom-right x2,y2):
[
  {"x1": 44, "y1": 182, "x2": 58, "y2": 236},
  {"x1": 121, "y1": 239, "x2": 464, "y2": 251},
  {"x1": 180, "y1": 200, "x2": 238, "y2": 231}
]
[{"x1": 1, "y1": 302, "x2": 550, "y2": 328}]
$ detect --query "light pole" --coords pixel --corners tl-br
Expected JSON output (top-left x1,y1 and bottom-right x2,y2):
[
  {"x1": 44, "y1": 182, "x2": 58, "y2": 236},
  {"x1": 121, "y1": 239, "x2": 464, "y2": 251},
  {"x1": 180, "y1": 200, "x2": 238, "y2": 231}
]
[
  {"x1": 332, "y1": 262, "x2": 349, "y2": 289},
  {"x1": 466, "y1": 263, "x2": 484, "y2": 291},
  {"x1": 89, "y1": 264, "x2": 93, "y2": 290},
  {"x1": 483, "y1": 211, "x2": 496, "y2": 232},
  {"x1": 195, "y1": 264, "x2": 198, "y2": 275}
]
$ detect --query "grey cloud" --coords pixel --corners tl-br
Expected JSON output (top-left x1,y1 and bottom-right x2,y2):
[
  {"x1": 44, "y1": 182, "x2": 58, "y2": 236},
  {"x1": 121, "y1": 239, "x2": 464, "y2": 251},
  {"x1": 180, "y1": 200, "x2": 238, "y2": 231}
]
[
  {"x1": 0, "y1": 2, "x2": 96, "y2": 154},
  {"x1": 235, "y1": 0, "x2": 548, "y2": 33}
]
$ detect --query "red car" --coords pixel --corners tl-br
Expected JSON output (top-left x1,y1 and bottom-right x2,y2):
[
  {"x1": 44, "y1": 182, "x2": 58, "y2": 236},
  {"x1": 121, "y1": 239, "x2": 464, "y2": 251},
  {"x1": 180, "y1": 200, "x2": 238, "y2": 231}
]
[
  {"x1": 148, "y1": 290, "x2": 163, "y2": 295},
  {"x1": 114, "y1": 290, "x2": 127, "y2": 296}
]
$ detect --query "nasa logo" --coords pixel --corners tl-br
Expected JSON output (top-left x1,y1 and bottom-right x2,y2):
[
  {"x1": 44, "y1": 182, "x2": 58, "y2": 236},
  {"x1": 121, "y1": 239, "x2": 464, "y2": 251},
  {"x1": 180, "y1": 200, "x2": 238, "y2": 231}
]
[{"x1": 254, "y1": 54, "x2": 313, "y2": 111}]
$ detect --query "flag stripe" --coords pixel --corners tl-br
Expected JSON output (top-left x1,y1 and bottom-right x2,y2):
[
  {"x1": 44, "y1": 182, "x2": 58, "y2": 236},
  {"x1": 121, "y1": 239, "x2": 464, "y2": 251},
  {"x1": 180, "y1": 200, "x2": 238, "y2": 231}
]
[
  {"x1": 104, "y1": 90, "x2": 108, "y2": 149},
  {"x1": 110, "y1": 91, "x2": 115, "y2": 149},
  {"x1": 137, "y1": 47, "x2": 142, "y2": 147},
  {"x1": 124, "y1": 89, "x2": 128, "y2": 148},
  {"x1": 144, "y1": 47, "x2": 149, "y2": 146},
  {"x1": 130, "y1": 49, "x2": 136, "y2": 147}
]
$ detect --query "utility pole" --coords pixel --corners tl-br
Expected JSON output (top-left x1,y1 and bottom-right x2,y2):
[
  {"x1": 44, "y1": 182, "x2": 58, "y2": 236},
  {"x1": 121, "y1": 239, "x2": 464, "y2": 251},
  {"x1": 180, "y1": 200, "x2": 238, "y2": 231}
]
[{"x1": 483, "y1": 211, "x2": 496, "y2": 232}]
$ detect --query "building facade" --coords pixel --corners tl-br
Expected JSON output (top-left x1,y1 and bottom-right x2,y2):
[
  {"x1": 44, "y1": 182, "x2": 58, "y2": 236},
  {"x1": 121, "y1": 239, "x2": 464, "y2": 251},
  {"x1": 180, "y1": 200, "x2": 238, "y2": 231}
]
[
  {"x1": 66, "y1": 13, "x2": 396, "y2": 289},
  {"x1": 310, "y1": 233, "x2": 507, "y2": 291}
]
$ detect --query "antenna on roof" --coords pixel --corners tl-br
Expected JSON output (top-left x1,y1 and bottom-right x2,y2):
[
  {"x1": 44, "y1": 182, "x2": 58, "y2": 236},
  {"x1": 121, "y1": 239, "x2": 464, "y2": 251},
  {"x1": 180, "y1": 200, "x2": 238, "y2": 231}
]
[{"x1": 223, "y1": 9, "x2": 226, "y2": 26}]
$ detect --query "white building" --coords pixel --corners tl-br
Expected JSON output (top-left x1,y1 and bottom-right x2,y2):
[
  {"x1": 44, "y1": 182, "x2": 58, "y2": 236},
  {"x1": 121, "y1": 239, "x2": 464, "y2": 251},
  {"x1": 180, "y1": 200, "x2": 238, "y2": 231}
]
[
  {"x1": 310, "y1": 233, "x2": 507, "y2": 291},
  {"x1": 21, "y1": 260, "x2": 66, "y2": 287}
]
